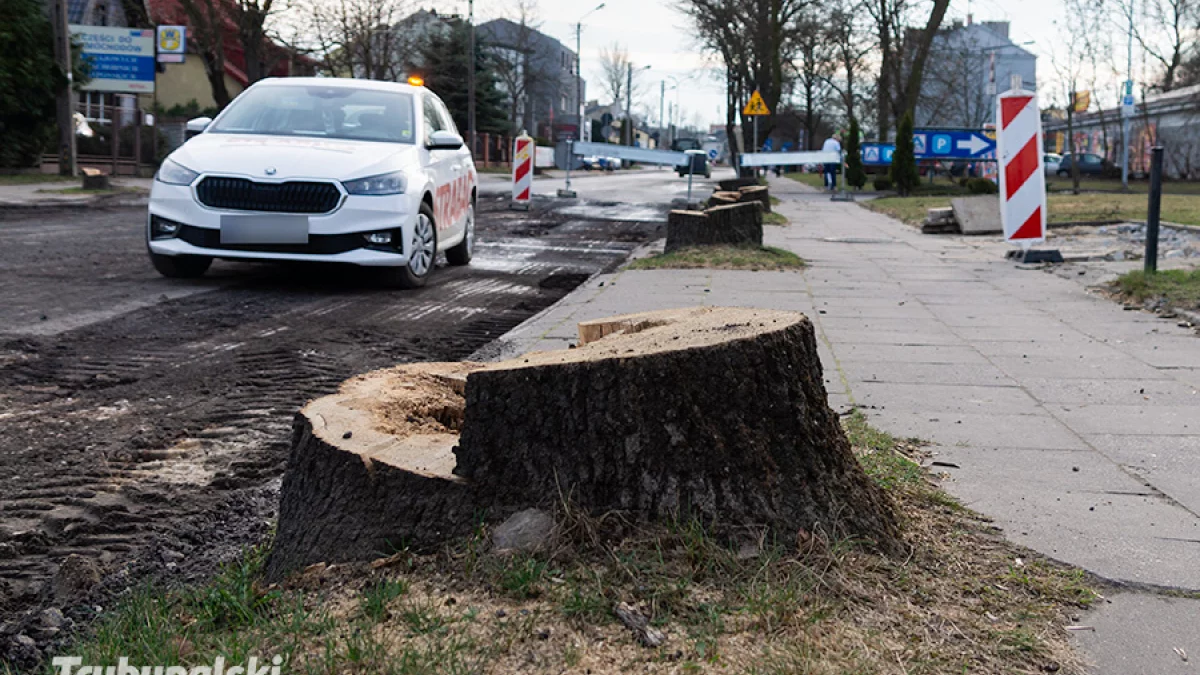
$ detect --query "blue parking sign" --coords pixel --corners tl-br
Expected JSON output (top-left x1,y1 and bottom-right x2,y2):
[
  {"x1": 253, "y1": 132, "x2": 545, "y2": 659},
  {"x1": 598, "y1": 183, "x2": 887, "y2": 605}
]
[{"x1": 933, "y1": 134, "x2": 952, "y2": 154}]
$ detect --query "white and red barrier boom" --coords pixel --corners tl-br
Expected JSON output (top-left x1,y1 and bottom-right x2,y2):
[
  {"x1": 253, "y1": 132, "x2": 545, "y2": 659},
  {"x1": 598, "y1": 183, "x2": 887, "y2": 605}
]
[{"x1": 996, "y1": 86, "x2": 1046, "y2": 245}]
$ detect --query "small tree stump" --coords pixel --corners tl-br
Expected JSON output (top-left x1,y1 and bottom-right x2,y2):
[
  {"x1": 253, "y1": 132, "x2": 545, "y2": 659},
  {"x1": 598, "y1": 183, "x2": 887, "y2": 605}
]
[
  {"x1": 718, "y1": 177, "x2": 761, "y2": 192},
  {"x1": 81, "y1": 168, "x2": 110, "y2": 191},
  {"x1": 709, "y1": 190, "x2": 743, "y2": 206},
  {"x1": 268, "y1": 307, "x2": 904, "y2": 579},
  {"x1": 738, "y1": 185, "x2": 771, "y2": 213}
]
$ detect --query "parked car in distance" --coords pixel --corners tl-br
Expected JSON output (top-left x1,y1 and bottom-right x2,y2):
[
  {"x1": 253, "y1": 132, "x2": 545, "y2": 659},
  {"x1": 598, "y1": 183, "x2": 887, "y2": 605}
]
[
  {"x1": 1044, "y1": 153, "x2": 1062, "y2": 175},
  {"x1": 1056, "y1": 153, "x2": 1117, "y2": 178},
  {"x1": 580, "y1": 155, "x2": 618, "y2": 172},
  {"x1": 677, "y1": 149, "x2": 711, "y2": 179}
]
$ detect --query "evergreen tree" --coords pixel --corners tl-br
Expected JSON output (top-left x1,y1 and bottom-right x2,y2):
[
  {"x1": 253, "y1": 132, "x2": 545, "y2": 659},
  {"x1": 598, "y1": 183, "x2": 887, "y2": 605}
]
[
  {"x1": 419, "y1": 22, "x2": 508, "y2": 135},
  {"x1": 0, "y1": 0, "x2": 65, "y2": 167},
  {"x1": 844, "y1": 118, "x2": 866, "y2": 190},
  {"x1": 889, "y1": 112, "x2": 919, "y2": 196}
]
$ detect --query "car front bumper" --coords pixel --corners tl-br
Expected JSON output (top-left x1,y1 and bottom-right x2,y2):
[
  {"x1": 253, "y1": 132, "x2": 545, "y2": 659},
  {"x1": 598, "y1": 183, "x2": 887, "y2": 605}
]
[{"x1": 146, "y1": 181, "x2": 419, "y2": 267}]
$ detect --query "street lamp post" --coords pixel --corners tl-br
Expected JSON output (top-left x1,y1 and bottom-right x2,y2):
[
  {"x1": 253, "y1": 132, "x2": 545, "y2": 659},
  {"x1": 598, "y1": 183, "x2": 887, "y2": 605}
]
[
  {"x1": 560, "y1": 3, "x2": 605, "y2": 199},
  {"x1": 467, "y1": 0, "x2": 476, "y2": 152},
  {"x1": 625, "y1": 63, "x2": 650, "y2": 146}
]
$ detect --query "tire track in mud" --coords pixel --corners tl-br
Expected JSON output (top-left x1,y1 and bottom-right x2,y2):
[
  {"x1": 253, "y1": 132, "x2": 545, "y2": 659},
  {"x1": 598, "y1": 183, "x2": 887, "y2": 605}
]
[{"x1": 0, "y1": 198, "x2": 662, "y2": 668}]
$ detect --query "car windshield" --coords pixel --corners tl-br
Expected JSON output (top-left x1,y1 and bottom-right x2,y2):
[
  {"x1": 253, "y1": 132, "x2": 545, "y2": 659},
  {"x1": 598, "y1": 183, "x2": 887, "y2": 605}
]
[{"x1": 209, "y1": 85, "x2": 416, "y2": 144}]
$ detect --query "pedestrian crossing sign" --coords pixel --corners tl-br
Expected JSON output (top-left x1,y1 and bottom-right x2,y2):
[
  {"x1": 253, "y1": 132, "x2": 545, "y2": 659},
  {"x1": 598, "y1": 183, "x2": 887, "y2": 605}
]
[{"x1": 743, "y1": 90, "x2": 771, "y2": 116}]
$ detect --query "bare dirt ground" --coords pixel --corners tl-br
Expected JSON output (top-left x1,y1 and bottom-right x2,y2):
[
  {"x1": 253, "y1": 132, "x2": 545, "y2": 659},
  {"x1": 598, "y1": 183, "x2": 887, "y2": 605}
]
[{"x1": 0, "y1": 195, "x2": 662, "y2": 667}]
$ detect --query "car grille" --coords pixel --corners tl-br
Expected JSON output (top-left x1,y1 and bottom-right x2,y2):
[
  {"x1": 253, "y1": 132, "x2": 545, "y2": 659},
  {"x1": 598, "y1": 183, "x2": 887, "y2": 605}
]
[
  {"x1": 196, "y1": 177, "x2": 341, "y2": 214},
  {"x1": 177, "y1": 225, "x2": 375, "y2": 255}
]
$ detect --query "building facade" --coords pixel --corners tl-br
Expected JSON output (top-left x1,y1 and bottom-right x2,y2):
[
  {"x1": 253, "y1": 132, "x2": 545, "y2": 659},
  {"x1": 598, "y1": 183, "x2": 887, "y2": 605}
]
[
  {"x1": 916, "y1": 20, "x2": 1036, "y2": 129},
  {"x1": 1043, "y1": 84, "x2": 1200, "y2": 179},
  {"x1": 478, "y1": 18, "x2": 583, "y2": 142}
]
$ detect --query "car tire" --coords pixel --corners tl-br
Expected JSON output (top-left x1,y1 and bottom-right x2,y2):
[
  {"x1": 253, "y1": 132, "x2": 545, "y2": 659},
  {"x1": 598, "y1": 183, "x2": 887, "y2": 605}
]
[
  {"x1": 381, "y1": 202, "x2": 438, "y2": 289},
  {"x1": 445, "y1": 202, "x2": 474, "y2": 267},
  {"x1": 149, "y1": 252, "x2": 212, "y2": 279},
  {"x1": 1057, "y1": 170, "x2": 1068, "y2": 177}
]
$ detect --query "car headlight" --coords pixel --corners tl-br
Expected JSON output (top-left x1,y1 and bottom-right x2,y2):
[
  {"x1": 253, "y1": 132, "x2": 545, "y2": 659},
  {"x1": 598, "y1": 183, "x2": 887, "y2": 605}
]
[
  {"x1": 343, "y1": 171, "x2": 407, "y2": 196},
  {"x1": 156, "y1": 158, "x2": 199, "y2": 186}
]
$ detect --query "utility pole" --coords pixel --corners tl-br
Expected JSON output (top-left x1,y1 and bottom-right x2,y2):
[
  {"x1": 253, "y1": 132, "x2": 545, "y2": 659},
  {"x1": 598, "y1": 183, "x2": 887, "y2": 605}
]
[
  {"x1": 467, "y1": 0, "x2": 476, "y2": 152},
  {"x1": 51, "y1": 0, "x2": 76, "y2": 177},
  {"x1": 1121, "y1": 0, "x2": 1133, "y2": 189},
  {"x1": 659, "y1": 80, "x2": 665, "y2": 150},
  {"x1": 625, "y1": 63, "x2": 632, "y2": 146}
]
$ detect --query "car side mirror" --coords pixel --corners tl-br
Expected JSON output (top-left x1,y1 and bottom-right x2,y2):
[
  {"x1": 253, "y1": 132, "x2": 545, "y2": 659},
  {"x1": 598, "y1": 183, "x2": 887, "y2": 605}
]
[
  {"x1": 185, "y1": 117, "x2": 212, "y2": 139},
  {"x1": 427, "y1": 130, "x2": 464, "y2": 150}
]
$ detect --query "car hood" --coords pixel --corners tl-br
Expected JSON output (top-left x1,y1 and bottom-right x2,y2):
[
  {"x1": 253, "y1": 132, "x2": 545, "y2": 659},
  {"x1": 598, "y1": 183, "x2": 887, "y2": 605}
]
[{"x1": 171, "y1": 134, "x2": 417, "y2": 181}]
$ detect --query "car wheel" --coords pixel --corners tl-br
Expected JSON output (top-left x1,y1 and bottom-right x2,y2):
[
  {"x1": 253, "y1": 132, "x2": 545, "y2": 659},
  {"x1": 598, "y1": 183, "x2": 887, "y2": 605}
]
[
  {"x1": 1057, "y1": 170, "x2": 1068, "y2": 177},
  {"x1": 445, "y1": 202, "x2": 474, "y2": 266},
  {"x1": 382, "y1": 202, "x2": 438, "y2": 289},
  {"x1": 149, "y1": 252, "x2": 212, "y2": 279}
]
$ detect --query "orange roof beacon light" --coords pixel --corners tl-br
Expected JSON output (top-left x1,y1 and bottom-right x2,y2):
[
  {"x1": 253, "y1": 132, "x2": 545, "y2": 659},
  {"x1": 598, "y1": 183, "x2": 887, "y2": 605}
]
[{"x1": 407, "y1": 76, "x2": 425, "y2": 87}]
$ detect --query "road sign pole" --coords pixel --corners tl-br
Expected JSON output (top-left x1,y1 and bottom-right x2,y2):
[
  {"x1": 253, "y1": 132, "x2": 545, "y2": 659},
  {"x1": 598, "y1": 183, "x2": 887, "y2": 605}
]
[{"x1": 1145, "y1": 146, "x2": 1164, "y2": 273}]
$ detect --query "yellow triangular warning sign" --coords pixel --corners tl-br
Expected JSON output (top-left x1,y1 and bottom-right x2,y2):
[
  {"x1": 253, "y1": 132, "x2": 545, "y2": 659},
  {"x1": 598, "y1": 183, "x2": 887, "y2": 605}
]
[{"x1": 743, "y1": 90, "x2": 771, "y2": 116}]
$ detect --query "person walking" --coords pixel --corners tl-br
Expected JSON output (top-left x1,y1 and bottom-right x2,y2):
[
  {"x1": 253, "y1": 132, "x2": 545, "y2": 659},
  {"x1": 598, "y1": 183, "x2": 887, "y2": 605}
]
[{"x1": 822, "y1": 134, "x2": 842, "y2": 190}]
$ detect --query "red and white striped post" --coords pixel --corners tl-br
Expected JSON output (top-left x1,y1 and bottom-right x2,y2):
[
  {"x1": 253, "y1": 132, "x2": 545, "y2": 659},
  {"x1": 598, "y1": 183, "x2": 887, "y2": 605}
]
[
  {"x1": 996, "y1": 83, "x2": 1046, "y2": 248},
  {"x1": 511, "y1": 132, "x2": 533, "y2": 211}
]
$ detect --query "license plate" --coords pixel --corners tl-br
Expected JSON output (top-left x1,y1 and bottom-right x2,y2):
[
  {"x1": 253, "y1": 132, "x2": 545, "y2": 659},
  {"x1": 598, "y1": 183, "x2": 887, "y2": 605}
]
[{"x1": 220, "y1": 215, "x2": 310, "y2": 244}]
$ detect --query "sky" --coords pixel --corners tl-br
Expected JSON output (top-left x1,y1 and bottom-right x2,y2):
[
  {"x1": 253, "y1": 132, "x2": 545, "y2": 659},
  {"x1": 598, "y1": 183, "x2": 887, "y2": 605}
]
[{"x1": 439, "y1": 0, "x2": 1148, "y2": 126}]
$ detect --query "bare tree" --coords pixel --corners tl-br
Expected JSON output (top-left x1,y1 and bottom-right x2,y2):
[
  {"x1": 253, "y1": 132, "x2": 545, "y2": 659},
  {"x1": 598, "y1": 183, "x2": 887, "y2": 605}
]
[
  {"x1": 159, "y1": 0, "x2": 232, "y2": 107},
  {"x1": 292, "y1": 0, "x2": 413, "y2": 80},
  {"x1": 677, "y1": 0, "x2": 814, "y2": 169},
  {"x1": 823, "y1": 0, "x2": 875, "y2": 127},
  {"x1": 792, "y1": 12, "x2": 837, "y2": 149},
  {"x1": 864, "y1": 0, "x2": 952, "y2": 139},
  {"x1": 1113, "y1": 0, "x2": 1199, "y2": 91},
  {"x1": 597, "y1": 42, "x2": 633, "y2": 104},
  {"x1": 230, "y1": 0, "x2": 280, "y2": 85}
]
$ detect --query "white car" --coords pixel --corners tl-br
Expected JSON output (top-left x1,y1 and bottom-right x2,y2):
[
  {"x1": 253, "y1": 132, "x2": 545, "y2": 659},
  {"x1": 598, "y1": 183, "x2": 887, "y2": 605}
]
[
  {"x1": 1044, "y1": 153, "x2": 1062, "y2": 176},
  {"x1": 147, "y1": 77, "x2": 477, "y2": 288}
]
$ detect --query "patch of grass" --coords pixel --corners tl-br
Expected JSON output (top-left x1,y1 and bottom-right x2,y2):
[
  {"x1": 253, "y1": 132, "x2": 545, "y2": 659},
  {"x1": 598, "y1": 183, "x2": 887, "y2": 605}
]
[
  {"x1": 476, "y1": 165, "x2": 512, "y2": 174},
  {"x1": 1113, "y1": 268, "x2": 1200, "y2": 310},
  {"x1": 0, "y1": 174, "x2": 79, "y2": 185},
  {"x1": 629, "y1": 245, "x2": 805, "y2": 271},
  {"x1": 864, "y1": 187, "x2": 1200, "y2": 227},
  {"x1": 360, "y1": 577, "x2": 409, "y2": 621},
  {"x1": 769, "y1": 195, "x2": 781, "y2": 206},
  {"x1": 1045, "y1": 176, "x2": 1200, "y2": 195},
  {"x1": 783, "y1": 172, "x2": 825, "y2": 189},
  {"x1": 763, "y1": 211, "x2": 788, "y2": 226}
]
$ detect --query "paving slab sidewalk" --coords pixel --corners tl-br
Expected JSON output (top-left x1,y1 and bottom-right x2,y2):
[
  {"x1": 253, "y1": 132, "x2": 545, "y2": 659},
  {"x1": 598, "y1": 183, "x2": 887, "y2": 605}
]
[{"x1": 489, "y1": 176, "x2": 1200, "y2": 674}]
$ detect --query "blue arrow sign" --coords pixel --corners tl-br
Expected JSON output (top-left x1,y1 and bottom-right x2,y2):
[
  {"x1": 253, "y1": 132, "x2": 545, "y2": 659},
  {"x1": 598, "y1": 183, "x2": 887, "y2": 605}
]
[{"x1": 913, "y1": 129, "x2": 996, "y2": 159}]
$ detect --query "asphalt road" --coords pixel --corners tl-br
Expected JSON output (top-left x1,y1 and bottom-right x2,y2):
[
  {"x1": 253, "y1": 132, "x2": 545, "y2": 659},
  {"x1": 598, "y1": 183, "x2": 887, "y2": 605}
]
[{"x1": 0, "y1": 192, "x2": 663, "y2": 667}]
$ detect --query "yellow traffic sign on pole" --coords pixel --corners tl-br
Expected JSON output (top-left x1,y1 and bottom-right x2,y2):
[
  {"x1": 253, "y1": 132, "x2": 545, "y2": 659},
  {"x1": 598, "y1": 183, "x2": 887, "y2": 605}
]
[{"x1": 743, "y1": 90, "x2": 771, "y2": 116}]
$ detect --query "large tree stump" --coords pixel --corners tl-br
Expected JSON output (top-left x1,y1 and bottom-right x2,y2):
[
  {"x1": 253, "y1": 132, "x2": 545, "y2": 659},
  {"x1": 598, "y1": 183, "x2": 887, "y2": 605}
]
[
  {"x1": 268, "y1": 307, "x2": 903, "y2": 579},
  {"x1": 665, "y1": 204, "x2": 763, "y2": 252}
]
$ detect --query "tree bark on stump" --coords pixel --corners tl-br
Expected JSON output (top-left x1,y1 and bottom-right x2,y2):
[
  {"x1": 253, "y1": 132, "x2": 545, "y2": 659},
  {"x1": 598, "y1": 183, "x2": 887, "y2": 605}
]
[
  {"x1": 665, "y1": 204, "x2": 763, "y2": 253},
  {"x1": 268, "y1": 308, "x2": 904, "y2": 580},
  {"x1": 718, "y1": 177, "x2": 761, "y2": 192},
  {"x1": 454, "y1": 308, "x2": 901, "y2": 554}
]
